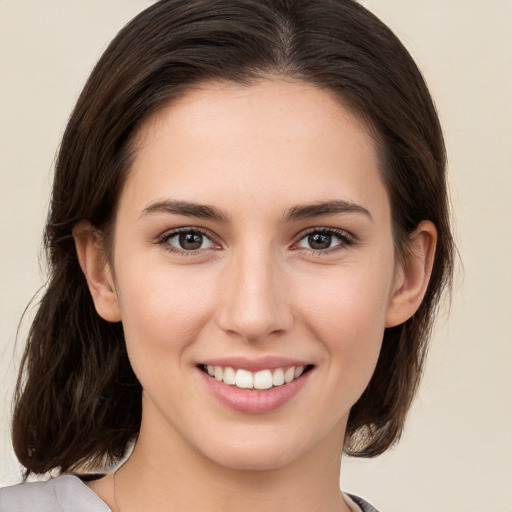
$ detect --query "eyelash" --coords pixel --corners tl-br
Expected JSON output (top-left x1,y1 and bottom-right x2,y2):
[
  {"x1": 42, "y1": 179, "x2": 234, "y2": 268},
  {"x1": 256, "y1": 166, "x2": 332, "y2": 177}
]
[
  {"x1": 156, "y1": 226, "x2": 355, "y2": 256},
  {"x1": 292, "y1": 227, "x2": 355, "y2": 255},
  {"x1": 156, "y1": 227, "x2": 219, "y2": 255}
]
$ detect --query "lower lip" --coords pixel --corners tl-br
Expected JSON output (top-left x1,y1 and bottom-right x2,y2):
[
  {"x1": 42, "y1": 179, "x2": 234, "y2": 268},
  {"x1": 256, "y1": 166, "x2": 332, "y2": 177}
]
[{"x1": 198, "y1": 368, "x2": 312, "y2": 414}]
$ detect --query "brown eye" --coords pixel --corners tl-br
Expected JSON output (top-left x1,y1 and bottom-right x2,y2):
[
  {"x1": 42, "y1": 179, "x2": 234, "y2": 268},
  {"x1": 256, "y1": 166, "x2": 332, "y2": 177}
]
[
  {"x1": 179, "y1": 232, "x2": 203, "y2": 250},
  {"x1": 164, "y1": 229, "x2": 215, "y2": 252},
  {"x1": 297, "y1": 228, "x2": 352, "y2": 252},
  {"x1": 307, "y1": 233, "x2": 332, "y2": 250}
]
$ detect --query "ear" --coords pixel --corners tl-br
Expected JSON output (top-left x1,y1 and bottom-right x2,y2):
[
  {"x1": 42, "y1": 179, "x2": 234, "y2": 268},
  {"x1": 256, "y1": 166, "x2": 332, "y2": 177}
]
[
  {"x1": 385, "y1": 220, "x2": 437, "y2": 328},
  {"x1": 73, "y1": 221, "x2": 121, "y2": 322}
]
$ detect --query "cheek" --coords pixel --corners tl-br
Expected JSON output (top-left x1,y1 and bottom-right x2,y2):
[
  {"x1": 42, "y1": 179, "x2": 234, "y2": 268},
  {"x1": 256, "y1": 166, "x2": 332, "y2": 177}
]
[
  {"x1": 293, "y1": 259, "x2": 394, "y2": 388},
  {"x1": 114, "y1": 263, "x2": 217, "y2": 369}
]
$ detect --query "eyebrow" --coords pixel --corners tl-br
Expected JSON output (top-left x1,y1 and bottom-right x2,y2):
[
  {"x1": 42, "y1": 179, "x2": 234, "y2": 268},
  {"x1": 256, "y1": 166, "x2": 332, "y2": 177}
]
[
  {"x1": 284, "y1": 200, "x2": 373, "y2": 222},
  {"x1": 140, "y1": 199, "x2": 229, "y2": 222},
  {"x1": 139, "y1": 198, "x2": 372, "y2": 223}
]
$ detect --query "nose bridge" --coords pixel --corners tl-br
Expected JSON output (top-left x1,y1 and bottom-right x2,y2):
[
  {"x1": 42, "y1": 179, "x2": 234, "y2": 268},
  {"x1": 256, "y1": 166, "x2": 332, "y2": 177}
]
[{"x1": 217, "y1": 242, "x2": 292, "y2": 341}]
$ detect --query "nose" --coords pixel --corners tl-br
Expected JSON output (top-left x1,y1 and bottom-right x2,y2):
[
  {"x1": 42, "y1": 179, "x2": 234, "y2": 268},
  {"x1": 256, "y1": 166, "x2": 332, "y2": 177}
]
[{"x1": 216, "y1": 247, "x2": 293, "y2": 342}]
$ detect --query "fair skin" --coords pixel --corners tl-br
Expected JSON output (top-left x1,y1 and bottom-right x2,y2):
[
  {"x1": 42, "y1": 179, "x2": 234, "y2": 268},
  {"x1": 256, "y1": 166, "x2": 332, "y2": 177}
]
[{"x1": 74, "y1": 79, "x2": 436, "y2": 512}]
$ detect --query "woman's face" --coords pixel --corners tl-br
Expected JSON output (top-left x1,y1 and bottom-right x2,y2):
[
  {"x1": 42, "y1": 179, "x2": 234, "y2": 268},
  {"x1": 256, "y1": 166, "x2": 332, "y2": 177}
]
[{"x1": 104, "y1": 80, "x2": 403, "y2": 470}]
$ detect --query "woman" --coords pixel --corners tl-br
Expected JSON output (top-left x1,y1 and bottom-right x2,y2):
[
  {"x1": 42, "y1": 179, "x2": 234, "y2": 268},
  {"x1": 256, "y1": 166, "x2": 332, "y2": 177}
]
[{"x1": 0, "y1": 1, "x2": 453, "y2": 511}]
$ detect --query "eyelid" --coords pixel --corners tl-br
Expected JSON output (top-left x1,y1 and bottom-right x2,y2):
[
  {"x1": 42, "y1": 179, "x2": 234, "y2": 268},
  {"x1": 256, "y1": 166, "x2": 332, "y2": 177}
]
[
  {"x1": 291, "y1": 226, "x2": 356, "y2": 253},
  {"x1": 154, "y1": 225, "x2": 355, "y2": 256},
  {"x1": 156, "y1": 226, "x2": 221, "y2": 254}
]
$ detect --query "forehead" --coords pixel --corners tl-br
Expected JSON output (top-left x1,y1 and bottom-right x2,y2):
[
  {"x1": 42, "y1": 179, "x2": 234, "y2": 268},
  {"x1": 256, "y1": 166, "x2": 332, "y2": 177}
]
[
  {"x1": 137, "y1": 79, "x2": 374, "y2": 158},
  {"x1": 122, "y1": 79, "x2": 388, "y2": 221}
]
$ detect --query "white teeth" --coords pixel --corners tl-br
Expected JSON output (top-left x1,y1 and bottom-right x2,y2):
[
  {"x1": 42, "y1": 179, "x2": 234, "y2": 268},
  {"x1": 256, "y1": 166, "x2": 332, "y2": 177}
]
[
  {"x1": 235, "y1": 369, "x2": 254, "y2": 389},
  {"x1": 223, "y1": 366, "x2": 236, "y2": 385},
  {"x1": 204, "y1": 364, "x2": 308, "y2": 389},
  {"x1": 253, "y1": 370, "x2": 273, "y2": 390},
  {"x1": 284, "y1": 367, "x2": 295, "y2": 383},
  {"x1": 272, "y1": 368, "x2": 285, "y2": 386},
  {"x1": 214, "y1": 366, "x2": 223, "y2": 381}
]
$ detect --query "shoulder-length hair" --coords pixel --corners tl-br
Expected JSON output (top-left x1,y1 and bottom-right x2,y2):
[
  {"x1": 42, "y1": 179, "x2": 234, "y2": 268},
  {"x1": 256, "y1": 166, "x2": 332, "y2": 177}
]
[{"x1": 13, "y1": 0, "x2": 454, "y2": 474}]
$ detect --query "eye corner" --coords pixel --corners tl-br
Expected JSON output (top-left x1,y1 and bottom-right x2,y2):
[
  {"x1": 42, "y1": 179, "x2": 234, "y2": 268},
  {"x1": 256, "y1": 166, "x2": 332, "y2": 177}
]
[
  {"x1": 292, "y1": 226, "x2": 356, "y2": 255},
  {"x1": 156, "y1": 227, "x2": 222, "y2": 255}
]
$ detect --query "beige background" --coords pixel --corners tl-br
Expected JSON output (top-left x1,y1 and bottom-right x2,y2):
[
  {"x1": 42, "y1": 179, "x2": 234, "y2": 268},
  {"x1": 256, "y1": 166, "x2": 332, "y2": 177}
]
[{"x1": 1, "y1": 1, "x2": 511, "y2": 510}]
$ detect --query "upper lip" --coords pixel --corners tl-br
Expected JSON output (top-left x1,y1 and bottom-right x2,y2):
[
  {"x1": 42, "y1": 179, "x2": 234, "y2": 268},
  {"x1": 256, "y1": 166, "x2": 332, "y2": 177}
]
[{"x1": 199, "y1": 356, "x2": 312, "y2": 372}]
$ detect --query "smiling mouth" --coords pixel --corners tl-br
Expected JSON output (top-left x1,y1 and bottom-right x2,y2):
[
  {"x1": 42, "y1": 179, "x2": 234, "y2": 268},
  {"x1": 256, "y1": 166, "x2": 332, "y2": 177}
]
[{"x1": 199, "y1": 364, "x2": 314, "y2": 390}]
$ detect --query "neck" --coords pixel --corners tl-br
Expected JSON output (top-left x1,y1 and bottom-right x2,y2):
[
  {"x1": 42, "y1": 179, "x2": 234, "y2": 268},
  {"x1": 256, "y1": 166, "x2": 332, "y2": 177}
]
[{"x1": 114, "y1": 412, "x2": 351, "y2": 512}]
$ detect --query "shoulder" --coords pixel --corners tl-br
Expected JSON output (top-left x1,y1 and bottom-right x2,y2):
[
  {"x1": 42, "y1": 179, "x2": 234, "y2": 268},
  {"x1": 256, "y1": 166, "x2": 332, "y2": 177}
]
[
  {"x1": 0, "y1": 475, "x2": 111, "y2": 512},
  {"x1": 346, "y1": 493, "x2": 382, "y2": 512}
]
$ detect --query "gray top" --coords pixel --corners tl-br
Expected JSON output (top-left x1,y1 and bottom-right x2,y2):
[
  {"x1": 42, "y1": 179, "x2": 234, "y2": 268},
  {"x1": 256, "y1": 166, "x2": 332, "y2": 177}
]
[
  {"x1": 0, "y1": 475, "x2": 380, "y2": 512},
  {"x1": 0, "y1": 475, "x2": 111, "y2": 512}
]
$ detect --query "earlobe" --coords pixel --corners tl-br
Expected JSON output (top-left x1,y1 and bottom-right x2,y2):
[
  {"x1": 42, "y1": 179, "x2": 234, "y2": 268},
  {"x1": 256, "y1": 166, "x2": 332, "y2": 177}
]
[
  {"x1": 73, "y1": 221, "x2": 121, "y2": 322},
  {"x1": 385, "y1": 220, "x2": 437, "y2": 328}
]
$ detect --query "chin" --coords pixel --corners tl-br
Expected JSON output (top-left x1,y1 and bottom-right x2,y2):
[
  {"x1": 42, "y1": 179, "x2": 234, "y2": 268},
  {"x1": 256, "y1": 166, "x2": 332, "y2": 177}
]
[
  {"x1": 206, "y1": 445, "x2": 299, "y2": 472},
  {"x1": 196, "y1": 423, "x2": 336, "y2": 473}
]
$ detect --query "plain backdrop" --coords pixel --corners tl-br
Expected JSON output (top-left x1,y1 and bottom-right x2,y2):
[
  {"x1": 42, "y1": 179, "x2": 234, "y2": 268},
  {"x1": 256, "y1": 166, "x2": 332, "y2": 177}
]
[{"x1": 1, "y1": 1, "x2": 511, "y2": 511}]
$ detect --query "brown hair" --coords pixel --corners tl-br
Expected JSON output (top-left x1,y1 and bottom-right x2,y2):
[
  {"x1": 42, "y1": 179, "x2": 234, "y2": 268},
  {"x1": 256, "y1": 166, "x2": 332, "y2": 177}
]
[{"x1": 13, "y1": 0, "x2": 454, "y2": 474}]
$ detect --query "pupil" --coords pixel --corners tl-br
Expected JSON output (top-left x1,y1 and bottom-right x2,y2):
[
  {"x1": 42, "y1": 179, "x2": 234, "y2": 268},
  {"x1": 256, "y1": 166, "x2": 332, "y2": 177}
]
[
  {"x1": 179, "y1": 232, "x2": 202, "y2": 250},
  {"x1": 309, "y1": 233, "x2": 331, "y2": 250}
]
